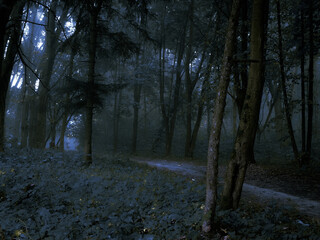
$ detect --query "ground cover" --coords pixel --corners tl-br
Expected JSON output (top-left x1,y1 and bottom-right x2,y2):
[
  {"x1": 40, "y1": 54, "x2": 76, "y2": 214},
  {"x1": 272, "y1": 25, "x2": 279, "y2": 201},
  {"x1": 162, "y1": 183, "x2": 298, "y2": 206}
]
[{"x1": 0, "y1": 150, "x2": 319, "y2": 239}]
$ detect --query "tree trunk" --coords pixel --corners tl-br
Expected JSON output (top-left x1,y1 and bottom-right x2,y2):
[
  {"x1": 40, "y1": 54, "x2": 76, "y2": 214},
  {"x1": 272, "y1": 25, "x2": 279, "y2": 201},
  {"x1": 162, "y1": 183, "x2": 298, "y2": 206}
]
[
  {"x1": 306, "y1": 0, "x2": 314, "y2": 163},
  {"x1": 159, "y1": 3, "x2": 187, "y2": 156},
  {"x1": 0, "y1": 0, "x2": 23, "y2": 151},
  {"x1": 300, "y1": 5, "x2": 306, "y2": 154},
  {"x1": 59, "y1": 49, "x2": 76, "y2": 151},
  {"x1": 20, "y1": 73, "x2": 29, "y2": 148},
  {"x1": 113, "y1": 60, "x2": 122, "y2": 153},
  {"x1": 276, "y1": 0, "x2": 299, "y2": 163},
  {"x1": 187, "y1": 52, "x2": 214, "y2": 158},
  {"x1": 84, "y1": 3, "x2": 101, "y2": 164},
  {"x1": 33, "y1": 3, "x2": 68, "y2": 149},
  {"x1": 132, "y1": 83, "x2": 142, "y2": 153},
  {"x1": 220, "y1": 0, "x2": 268, "y2": 211},
  {"x1": 184, "y1": 0, "x2": 194, "y2": 158},
  {"x1": 202, "y1": 0, "x2": 241, "y2": 233}
]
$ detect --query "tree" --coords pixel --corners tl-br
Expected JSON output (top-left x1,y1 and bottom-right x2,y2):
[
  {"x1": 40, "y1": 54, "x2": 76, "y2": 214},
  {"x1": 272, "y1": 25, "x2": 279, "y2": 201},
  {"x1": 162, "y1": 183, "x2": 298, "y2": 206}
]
[
  {"x1": 276, "y1": 0, "x2": 299, "y2": 163},
  {"x1": 306, "y1": 0, "x2": 314, "y2": 163},
  {"x1": 30, "y1": 2, "x2": 68, "y2": 148},
  {"x1": 0, "y1": 0, "x2": 24, "y2": 151},
  {"x1": 158, "y1": 1, "x2": 188, "y2": 156},
  {"x1": 202, "y1": 0, "x2": 241, "y2": 232},
  {"x1": 220, "y1": 0, "x2": 269, "y2": 210},
  {"x1": 84, "y1": 0, "x2": 103, "y2": 164}
]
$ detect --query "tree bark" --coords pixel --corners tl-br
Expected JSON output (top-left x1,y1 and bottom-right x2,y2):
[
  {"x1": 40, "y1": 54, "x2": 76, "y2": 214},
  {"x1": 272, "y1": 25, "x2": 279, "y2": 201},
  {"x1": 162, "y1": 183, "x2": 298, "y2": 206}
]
[
  {"x1": 306, "y1": 0, "x2": 314, "y2": 163},
  {"x1": 84, "y1": 2, "x2": 102, "y2": 164},
  {"x1": 0, "y1": 0, "x2": 23, "y2": 151},
  {"x1": 220, "y1": 0, "x2": 269, "y2": 211},
  {"x1": 184, "y1": 0, "x2": 194, "y2": 158},
  {"x1": 20, "y1": 68, "x2": 29, "y2": 148},
  {"x1": 202, "y1": 0, "x2": 241, "y2": 233},
  {"x1": 300, "y1": 4, "x2": 306, "y2": 154},
  {"x1": 59, "y1": 48, "x2": 76, "y2": 151}
]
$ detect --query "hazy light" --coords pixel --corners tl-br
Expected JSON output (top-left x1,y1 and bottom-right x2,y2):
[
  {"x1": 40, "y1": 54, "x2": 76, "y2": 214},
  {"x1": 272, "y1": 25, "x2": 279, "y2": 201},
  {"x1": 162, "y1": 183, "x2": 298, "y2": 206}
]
[
  {"x1": 35, "y1": 79, "x2": 40, "y2": 91},
  {"x1": 65, "y1": 18, "x2": 75, "y2": 36}
]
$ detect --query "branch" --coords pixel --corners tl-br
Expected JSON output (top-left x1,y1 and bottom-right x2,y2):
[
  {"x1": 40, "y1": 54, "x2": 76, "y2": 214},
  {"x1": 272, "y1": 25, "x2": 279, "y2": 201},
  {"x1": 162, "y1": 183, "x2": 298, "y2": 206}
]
[{"x1": 17, "y1": 48, "x2": 50, "y2": 91}]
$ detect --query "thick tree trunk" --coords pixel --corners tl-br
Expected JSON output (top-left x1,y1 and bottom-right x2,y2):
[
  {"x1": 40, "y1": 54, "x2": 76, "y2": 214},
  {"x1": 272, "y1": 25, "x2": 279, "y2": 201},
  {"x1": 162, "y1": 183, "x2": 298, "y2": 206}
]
[
  {"x1": 202, "y1": 0, "x2": 240, "y2": 233},
  {"x1": 0, "y1": 0, "x2": 23, "y2": 151},
  {"x1": 220, "y1": 0, "x2": 269, "y2": 210},
  {"x1": 276, "y1": 0, "x2": 299, "y2": 162}
]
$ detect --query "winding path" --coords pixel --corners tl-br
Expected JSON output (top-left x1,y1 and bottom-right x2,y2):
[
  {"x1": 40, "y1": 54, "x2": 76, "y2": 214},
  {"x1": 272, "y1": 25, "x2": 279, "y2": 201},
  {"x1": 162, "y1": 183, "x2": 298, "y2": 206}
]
[{"x1": 131, "y1": 157, "x2": 320, "y2": 219}]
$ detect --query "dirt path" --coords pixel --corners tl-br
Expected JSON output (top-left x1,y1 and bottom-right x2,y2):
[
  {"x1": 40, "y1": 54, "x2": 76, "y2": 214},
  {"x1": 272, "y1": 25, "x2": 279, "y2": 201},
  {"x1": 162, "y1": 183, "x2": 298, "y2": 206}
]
[{"x1": 131, "y1": 157, "x2": 320, "y2": 218}]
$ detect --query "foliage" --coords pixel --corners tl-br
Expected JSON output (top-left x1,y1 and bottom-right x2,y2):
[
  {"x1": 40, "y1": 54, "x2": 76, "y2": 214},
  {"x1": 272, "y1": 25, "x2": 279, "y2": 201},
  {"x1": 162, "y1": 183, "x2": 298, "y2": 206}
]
[
  {"x1": 0, "y1": 150, "x2": 319, "y2": 239},
  {"x1": 57, "y1": 77, "x2": 128, "y2": 110},
  {"x1": 0, "y1": 150, "x2": 204, "y2": 239},
  {"x1": 215, "y1": 201, "x2": 320, "y2": 240}
]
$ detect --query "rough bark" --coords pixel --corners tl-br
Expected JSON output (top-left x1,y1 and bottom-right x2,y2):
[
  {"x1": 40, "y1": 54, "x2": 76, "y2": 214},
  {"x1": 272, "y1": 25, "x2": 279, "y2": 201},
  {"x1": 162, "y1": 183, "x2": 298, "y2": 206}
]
[
  {"x1": 202, "y1": 0, "x2": 240, "y2": 233},
  {"x1": 220, "y1": 0, "x2": 269, "y2": 211}
]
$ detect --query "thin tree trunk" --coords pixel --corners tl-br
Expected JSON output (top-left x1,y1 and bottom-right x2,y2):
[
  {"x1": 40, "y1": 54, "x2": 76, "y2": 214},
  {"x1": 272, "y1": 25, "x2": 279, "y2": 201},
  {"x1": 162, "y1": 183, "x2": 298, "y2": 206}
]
[
  {"x1": 276, "y1": 0, "x2": 299, "y2": 162},
  {"x1": 113, "y1": 61, "x2": 122, "y2": 153},
  {"x1": 166, "y1": 24, "x2": 187, "y2": 156},
  {"x1": 202, "y1": 0, "x2": 241, "y2": 232},
  {"x1": 187, "y1": 52, "x2": 214, "y2": 158},
  {"x1": 60, "y1": 49, "x2": 76, "y2": 151},
  {"x1": 132, "y1": 83, "x2": 142, "y2": 153},
  {"x1": 159, "y1": 3, "x2": 187, "y2": 156},
  {"x1": 306, "y1": 0, "x2": 314, "y2": 162},
  {"x1": 221, "y1": 0, "x2": 269, "y2": 211},
  {"x1": 33, "y1": 3, "x2": 68, "y2": 148},
  {"x1": 84, "y1": 3, "x2": 101, "y2": 164},
  {"x1": 300, "y1": 5, "x2": 306, "y2": 154},
  {"x1": 20, "y1": 70, "x2": 29, "y2": 148},
  {"x1": 184, "y1": 0, "x2": 195, "y2": 158}
]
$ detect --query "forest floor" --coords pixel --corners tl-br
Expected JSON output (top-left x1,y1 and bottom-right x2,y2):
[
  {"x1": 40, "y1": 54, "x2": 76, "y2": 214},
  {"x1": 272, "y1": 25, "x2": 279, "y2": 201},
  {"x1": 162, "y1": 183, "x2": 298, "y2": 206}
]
[
  {"x1": 1, "y1": 149, "x2": 320, "y2": 239},
  {"x1": 130, "y1": 156, "x2": 320, "y2": 218}
]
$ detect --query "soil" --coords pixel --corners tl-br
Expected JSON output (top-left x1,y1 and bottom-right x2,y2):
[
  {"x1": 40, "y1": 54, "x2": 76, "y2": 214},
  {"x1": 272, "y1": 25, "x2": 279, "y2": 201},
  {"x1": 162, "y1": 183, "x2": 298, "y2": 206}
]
[{"x1": 130, "y1": 156, "x2": 320, "y2": 218}]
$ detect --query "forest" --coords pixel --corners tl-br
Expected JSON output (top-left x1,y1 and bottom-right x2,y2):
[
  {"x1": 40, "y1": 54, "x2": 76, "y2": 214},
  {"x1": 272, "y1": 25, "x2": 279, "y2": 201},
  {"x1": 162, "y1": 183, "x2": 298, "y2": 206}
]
[{"x1": 0, "y1": 0, "x2": 320, "y2": 239}]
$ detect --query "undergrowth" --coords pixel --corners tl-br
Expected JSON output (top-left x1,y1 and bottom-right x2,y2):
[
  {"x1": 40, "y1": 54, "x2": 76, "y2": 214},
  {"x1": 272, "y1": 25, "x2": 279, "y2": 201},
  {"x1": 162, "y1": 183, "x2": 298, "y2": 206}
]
[{"x1": 0, "y1": 149, "x2": 319, "y2": 239}]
